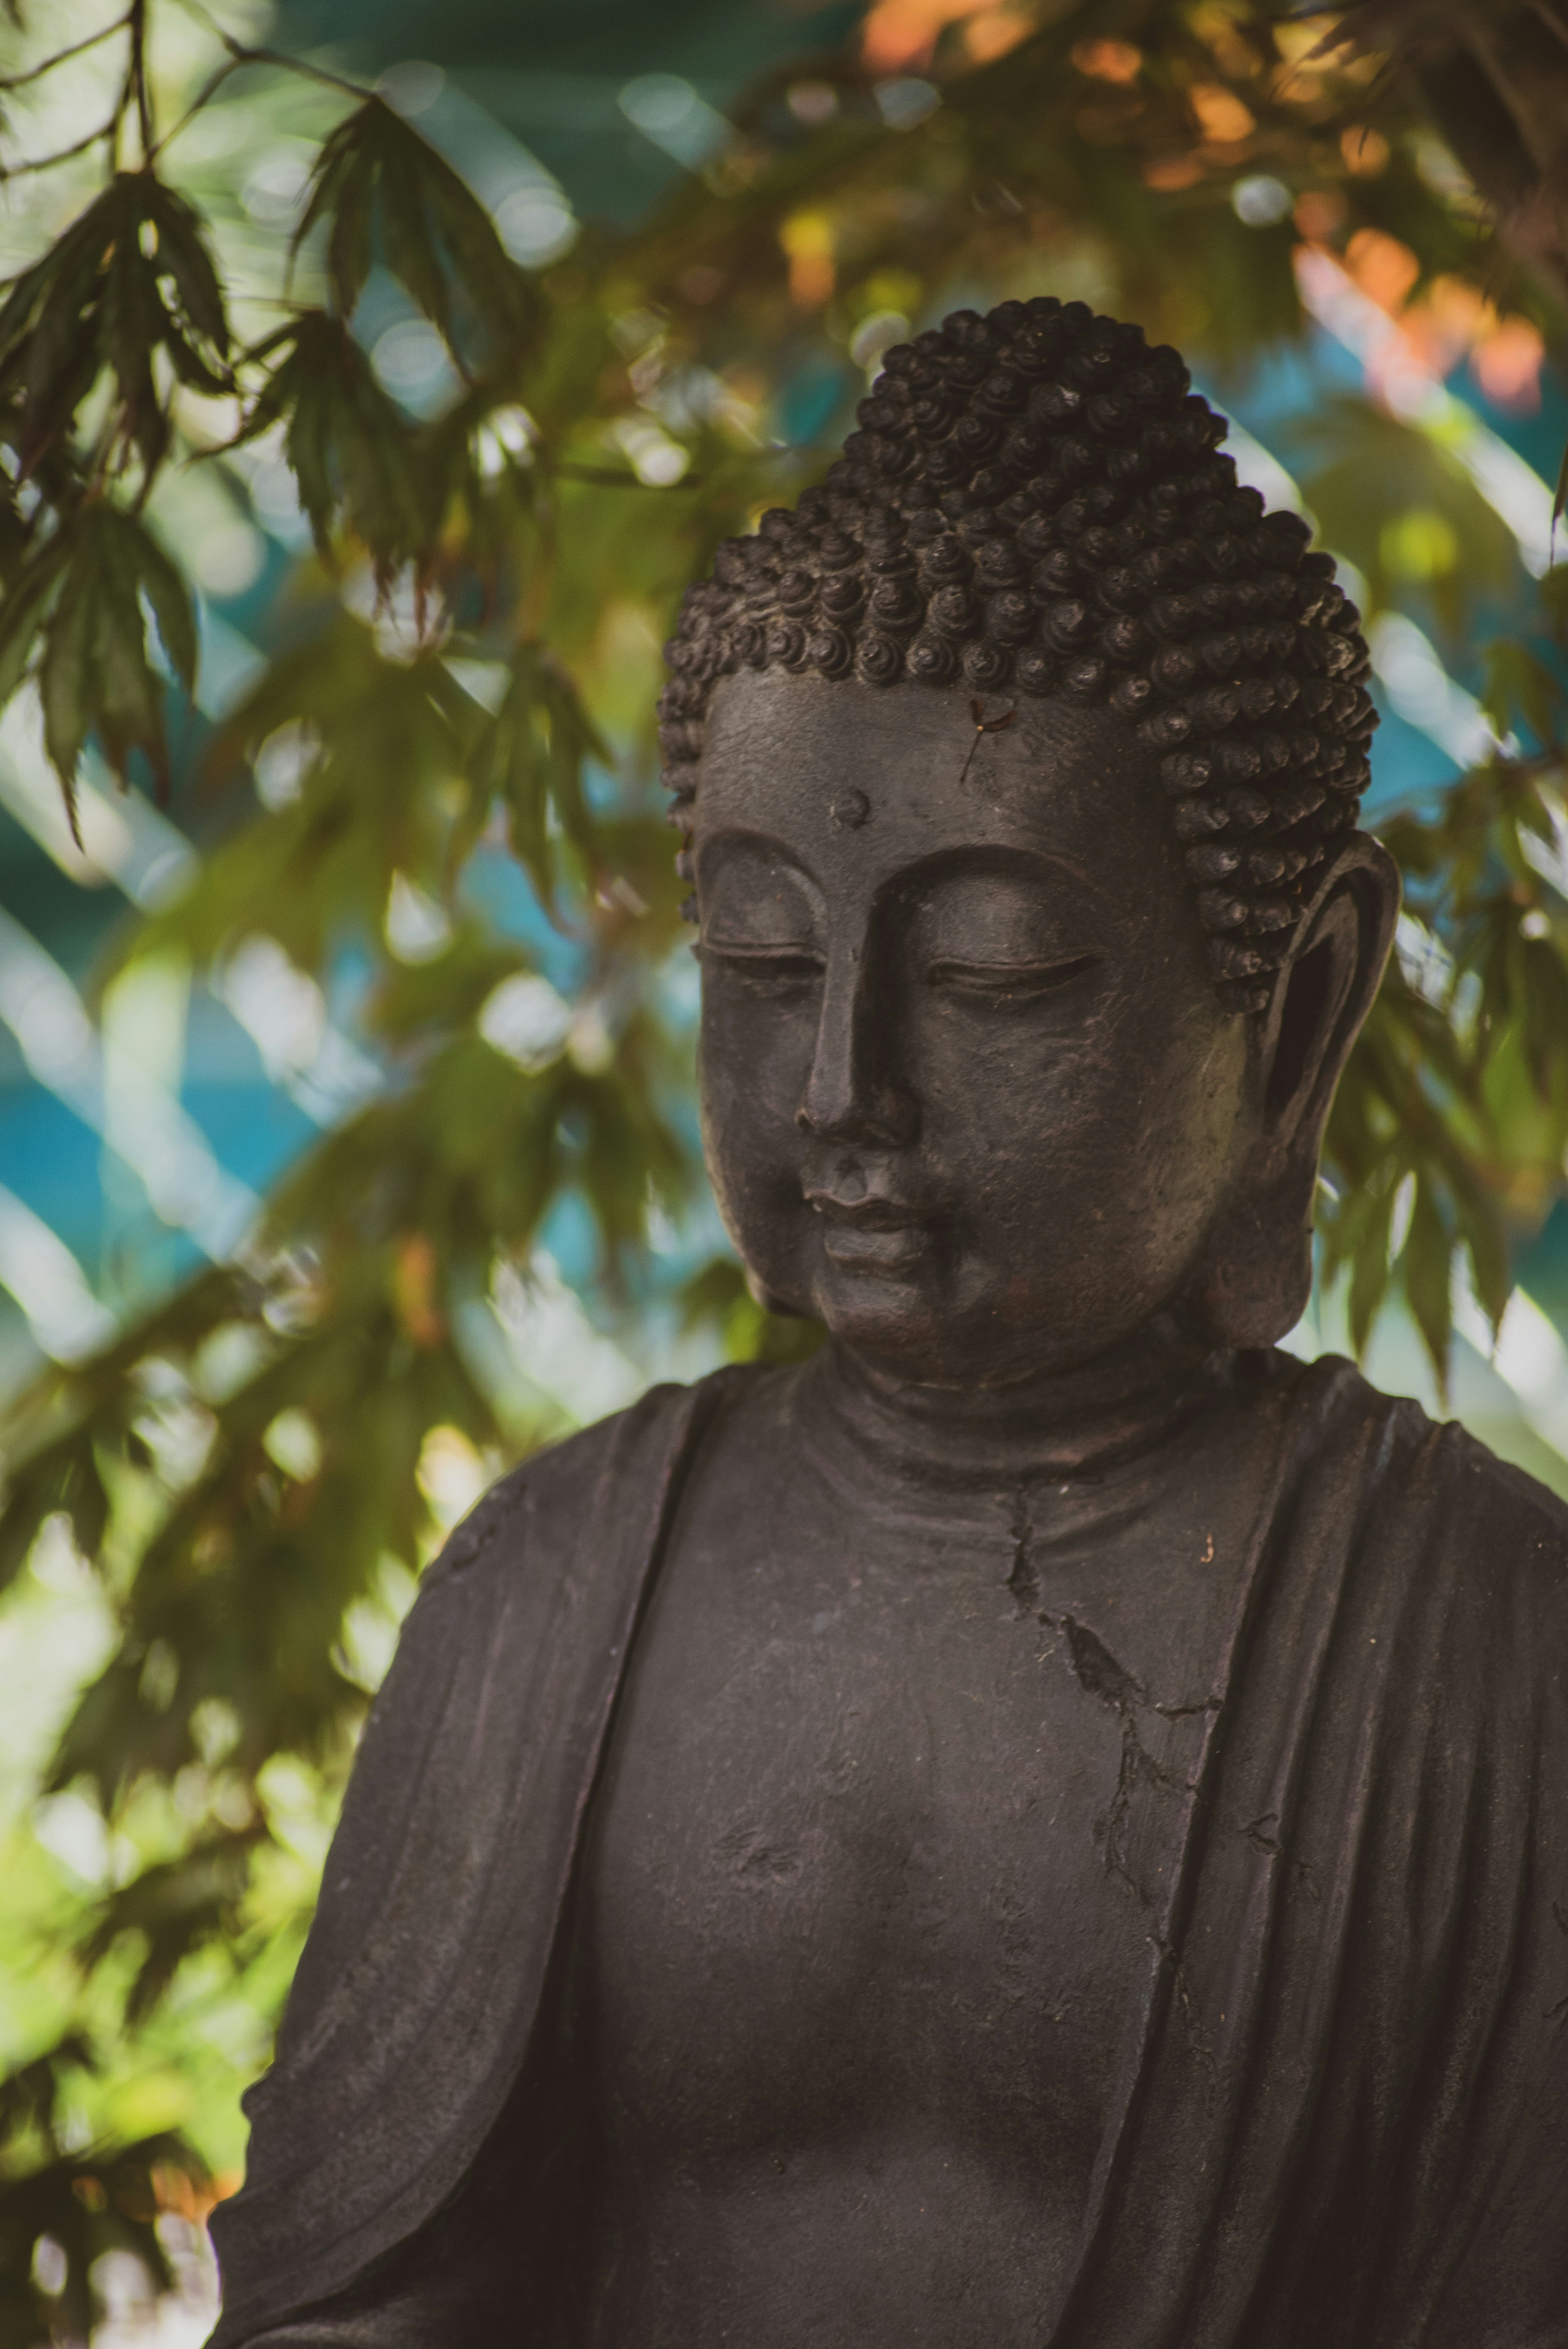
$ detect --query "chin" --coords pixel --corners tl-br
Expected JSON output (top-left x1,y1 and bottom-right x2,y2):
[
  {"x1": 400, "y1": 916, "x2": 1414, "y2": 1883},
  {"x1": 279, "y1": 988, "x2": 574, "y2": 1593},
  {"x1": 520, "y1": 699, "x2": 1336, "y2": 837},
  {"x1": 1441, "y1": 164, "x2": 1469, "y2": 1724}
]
[{"x1": 803, "y1": 1257, "x2": 948, "y2": 1363}]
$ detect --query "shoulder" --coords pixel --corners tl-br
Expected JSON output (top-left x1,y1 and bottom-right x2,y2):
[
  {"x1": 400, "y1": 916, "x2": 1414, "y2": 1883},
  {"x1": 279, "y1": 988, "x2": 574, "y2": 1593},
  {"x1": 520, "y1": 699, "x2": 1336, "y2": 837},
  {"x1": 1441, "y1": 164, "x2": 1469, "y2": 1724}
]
[
  {"x1": 420, "y1": 1361, "x2": 765, "y2": 1600},
  {"x1": 1428, "y1": 1414, "x2": 1568, "y2": 1645},
  {"x1": 1270, "y1": 1347, "x2": 1568, "y2": 1625}
]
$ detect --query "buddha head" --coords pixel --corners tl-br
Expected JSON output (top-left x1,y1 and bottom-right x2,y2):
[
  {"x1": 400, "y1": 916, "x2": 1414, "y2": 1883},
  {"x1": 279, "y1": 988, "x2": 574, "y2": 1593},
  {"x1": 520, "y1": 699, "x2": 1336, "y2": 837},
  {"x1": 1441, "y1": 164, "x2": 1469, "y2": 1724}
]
[{"x1": 661, "y1": 298, "x2": 1398, "y2": 1388}]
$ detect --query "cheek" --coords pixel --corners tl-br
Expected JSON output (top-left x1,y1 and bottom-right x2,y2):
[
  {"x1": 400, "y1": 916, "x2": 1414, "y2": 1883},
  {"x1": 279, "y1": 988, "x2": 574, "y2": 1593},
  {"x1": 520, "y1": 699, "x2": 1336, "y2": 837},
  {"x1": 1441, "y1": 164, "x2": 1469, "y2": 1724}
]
[
  {"x1": 697, "y1": 993, "x2": 814, "y2": 1214},
  {"x1": 915, "y1": 1001, "x2": 1246, "y2": 1273}
]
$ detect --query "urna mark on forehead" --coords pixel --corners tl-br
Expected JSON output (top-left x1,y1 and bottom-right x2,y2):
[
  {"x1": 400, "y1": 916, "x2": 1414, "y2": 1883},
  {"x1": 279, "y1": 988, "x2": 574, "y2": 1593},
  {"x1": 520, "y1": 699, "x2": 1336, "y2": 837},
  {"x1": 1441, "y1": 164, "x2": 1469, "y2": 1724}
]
[{"x1": 661, "y1": 295, "x2": 1378, "y2": 1016}]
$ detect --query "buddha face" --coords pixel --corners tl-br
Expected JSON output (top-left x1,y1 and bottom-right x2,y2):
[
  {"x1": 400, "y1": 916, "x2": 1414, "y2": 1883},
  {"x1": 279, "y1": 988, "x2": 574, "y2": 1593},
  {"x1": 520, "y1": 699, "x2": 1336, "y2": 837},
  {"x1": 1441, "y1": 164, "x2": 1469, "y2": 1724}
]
[{"x1": 692, "y1": 669, "x2": 1262, "y2": 1388}]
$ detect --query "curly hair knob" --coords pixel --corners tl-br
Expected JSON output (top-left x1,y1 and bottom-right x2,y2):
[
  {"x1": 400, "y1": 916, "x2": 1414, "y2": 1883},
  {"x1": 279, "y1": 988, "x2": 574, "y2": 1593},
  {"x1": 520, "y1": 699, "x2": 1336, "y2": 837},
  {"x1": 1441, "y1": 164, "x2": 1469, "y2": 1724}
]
[
  {"x1": 1185, "y1": 843, "x2": 1241, "y2": 882},
  {"x1": 766, "y1": 619, "x2": 808, "y2": 668},
  {"x1": 1137, "y1": 707, "x2": 1195, "y2": 749},
  {"x1": 818, "y1": 530, "x2": 861, "y2": 570},
  {"x1": 1174, "y1": 796, "x2": 1233, "y2": 840},
  {"x1": 856, "y1": 632, "x2": 906, "y2": 685},
  {"x1": 1198, "y1": 890, "x2": 1252, "y2": 932},
  {"x1": 1151, "y1": 644, "x2": 1199, "y2": 693},
  {"x1": 1015, "y1": 649, "x2": 1060, "y2": 695},
  {"x1": 919, "y1": 536, "x2": 971, "y2": 583},
  {"x1": 808, "y1": 628, "x2": 855, "y2": 681},
  {"x1": 1100, "y1": 614, "x2": 1146, "y2": 662},
  {"x1": 1111, "y1": 674, "x2": 1155, "y2": 718},
  {"x1": 988, "y1": 590, "x2": 1037, "y2": 643},
  {"x1": 976, "y1": 368, "x2": 1028, "y2": 416},
  {"x1": 1221, "y1": 786, "x2": 1271, "y2": 829},
  {"x1": 1063, "y1": 655, "x2": 1108, "y2": 698},
  {"x1": 927, "y1": 583, "x2": 982, "y2": 638},
  {"x1": 868, "y1": 577, "x2": 925, "y2": 632},
  {"x1": 906, "y1": 632, "x2": 960, "y2": 684},
  {"x1": 1197, "y1": 632, "x2": 1242, "y2": 678},
  {"x1": 962, "y1": 640, "x2": 1014, "y2": 690},
  {"x1": 1038, "y1": 598, "x2": 1090, "y2": 651},
  {"x1": 820, "y1": 573, "x2": 866, "y2": 620},
  {"x1": 1213, "y1": 737, "x2": 1264, "y2": 784},
  {"x1": 1160, "y1": 752, "x2": 1213, "y2": 794},
  {"x1": 777, "y1": 569, "x2": 817, "y2": 615}
]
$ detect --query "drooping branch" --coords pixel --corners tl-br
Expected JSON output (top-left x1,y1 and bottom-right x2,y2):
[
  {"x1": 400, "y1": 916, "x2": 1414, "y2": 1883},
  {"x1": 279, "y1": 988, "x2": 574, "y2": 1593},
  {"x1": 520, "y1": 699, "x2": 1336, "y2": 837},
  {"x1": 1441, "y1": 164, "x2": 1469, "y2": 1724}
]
[{"x1": 1331, "y1": 0, "x2": 1568, "y2": 320}]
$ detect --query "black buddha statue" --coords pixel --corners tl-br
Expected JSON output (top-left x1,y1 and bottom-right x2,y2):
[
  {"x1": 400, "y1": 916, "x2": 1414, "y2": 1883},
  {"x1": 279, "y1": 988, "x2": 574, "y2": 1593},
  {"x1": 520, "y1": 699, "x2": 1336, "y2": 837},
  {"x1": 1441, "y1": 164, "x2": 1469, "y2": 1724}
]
[{"x1": 208, "y1": 300, "x2": 1568, "y2": 2349}]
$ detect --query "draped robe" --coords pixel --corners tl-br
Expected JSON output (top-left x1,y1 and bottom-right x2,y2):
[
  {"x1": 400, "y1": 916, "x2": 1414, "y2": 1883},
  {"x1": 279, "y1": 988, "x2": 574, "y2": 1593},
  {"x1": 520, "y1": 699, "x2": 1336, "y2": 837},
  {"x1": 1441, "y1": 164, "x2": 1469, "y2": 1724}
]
[{"x1": 207, "y1": 1354, "x2": 1568, "y2": 2347}]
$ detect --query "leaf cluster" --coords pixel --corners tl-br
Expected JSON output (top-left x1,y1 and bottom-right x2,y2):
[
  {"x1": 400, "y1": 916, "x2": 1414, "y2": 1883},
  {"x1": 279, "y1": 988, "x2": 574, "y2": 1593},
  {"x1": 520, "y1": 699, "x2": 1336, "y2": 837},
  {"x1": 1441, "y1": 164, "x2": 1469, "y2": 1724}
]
[
  {"x1": 1325, "y1": 643, "x2": 1568, "y2": 1378},
  {"x1": 0, "y1": 161, "x2": 226, "y2": 821},
  {"x1": 0, "y1": 2033, "x2": 206, "y2": 2349}
]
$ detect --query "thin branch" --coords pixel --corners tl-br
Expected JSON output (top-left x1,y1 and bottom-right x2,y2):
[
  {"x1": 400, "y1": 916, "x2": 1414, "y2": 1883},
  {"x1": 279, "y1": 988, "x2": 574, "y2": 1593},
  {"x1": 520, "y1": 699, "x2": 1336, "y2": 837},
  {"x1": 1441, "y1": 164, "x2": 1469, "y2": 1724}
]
[
  {"x1": 127, "y1": 0, "x2": 154, "y2": 166},
  {"x1": 165, "y1": 0, "x2": 373, "y2": 101},
  {"x1": 0, "y1": 13, "x2": 133, "y2": 92},
  {"x1": 148, "y1": 53, "x2": 243, "y2": 159},
  {"x1": 213, "y1": 41, "x2": 371, "y2": 103},
  {"x1": 150, "y1": 5, "x2": 373, "y2": 162},
  {"x1": 0, "y1": 114, "x2": 118, "y2": 180}
]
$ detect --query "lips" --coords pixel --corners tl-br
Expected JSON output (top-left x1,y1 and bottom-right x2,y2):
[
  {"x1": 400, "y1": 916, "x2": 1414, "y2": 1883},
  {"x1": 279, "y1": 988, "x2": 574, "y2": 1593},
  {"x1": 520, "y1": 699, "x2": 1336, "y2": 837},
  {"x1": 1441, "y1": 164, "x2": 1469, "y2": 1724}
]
[{"x1": 805, "y1": 1189, "x2": 934, "y2": 1271}]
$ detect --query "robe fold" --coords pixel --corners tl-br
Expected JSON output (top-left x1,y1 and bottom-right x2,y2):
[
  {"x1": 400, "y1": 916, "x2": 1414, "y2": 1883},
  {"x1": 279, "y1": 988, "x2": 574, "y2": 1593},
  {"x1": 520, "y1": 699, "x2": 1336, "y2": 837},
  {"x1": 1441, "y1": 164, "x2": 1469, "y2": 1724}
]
[{"x1": 208, "y1": 1354, "x2": 1568, "y2": 2347}]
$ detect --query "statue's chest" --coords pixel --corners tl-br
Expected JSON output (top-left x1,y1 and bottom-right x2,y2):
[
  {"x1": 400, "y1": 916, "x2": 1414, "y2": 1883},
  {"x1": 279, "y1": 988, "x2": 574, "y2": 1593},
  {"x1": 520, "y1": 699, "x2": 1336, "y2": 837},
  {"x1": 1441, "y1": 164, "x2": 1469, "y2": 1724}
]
[{"x1": 580, "y1": 1470, "x2": 1214, "y2": 2173}]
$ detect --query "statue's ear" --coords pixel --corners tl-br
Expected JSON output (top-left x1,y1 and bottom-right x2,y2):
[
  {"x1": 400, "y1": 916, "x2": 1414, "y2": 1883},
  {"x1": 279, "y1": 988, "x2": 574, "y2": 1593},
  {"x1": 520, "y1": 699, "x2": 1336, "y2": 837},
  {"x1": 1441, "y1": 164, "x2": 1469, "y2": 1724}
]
[{"x1": 1190, "y1": 834, "x2": 1401, "y2": 1350}]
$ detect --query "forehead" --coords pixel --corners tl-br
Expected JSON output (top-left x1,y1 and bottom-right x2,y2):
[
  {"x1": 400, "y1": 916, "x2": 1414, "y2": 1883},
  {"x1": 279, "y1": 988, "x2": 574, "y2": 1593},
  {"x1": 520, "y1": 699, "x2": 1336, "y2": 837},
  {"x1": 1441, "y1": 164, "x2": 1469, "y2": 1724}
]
[{"x1": 693, "y1": 671, "x2": 1177, "y2": 900}]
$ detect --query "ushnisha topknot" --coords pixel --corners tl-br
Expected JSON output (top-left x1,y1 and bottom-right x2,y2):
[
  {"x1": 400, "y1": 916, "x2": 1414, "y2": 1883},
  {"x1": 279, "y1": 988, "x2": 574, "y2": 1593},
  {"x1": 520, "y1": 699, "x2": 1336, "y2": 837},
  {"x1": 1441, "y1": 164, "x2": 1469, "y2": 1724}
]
[{"x1": 659, "y1": 296, "x2": 1377, "y2": 1014}]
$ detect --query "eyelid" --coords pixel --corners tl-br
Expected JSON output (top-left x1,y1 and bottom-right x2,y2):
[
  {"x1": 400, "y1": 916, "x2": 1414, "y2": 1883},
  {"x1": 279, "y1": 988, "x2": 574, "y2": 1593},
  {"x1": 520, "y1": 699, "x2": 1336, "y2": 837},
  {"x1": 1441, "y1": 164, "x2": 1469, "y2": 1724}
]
[
  {"x1": 926, "y1": 954, "x2": 1098, "y2": 992},
  {"x1": 701, "y1": 939, "x2": 824, "y2": 962}
]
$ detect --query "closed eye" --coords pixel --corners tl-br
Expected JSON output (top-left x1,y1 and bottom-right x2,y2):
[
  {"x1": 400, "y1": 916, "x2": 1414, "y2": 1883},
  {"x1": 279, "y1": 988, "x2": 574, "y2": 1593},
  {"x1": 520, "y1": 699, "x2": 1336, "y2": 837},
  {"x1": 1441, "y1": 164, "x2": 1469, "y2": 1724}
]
[
  {"x1": 926, "y1": 954, "x2": 1099, "y2": 1001},
  {"x1": 700, "y1": 941, "x2": 825, "y2": 988}
]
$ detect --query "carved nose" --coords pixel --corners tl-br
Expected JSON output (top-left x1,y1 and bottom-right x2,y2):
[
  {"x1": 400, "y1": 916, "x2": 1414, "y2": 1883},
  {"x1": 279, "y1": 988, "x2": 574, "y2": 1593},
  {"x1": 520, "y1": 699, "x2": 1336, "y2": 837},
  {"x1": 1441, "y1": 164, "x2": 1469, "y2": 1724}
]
[
  {"x1": 795, "y1": 1086, "x2": 917, "y2": 1146},
  {"x1": 796, "y1": 958, "x2": 918, "y2": 1147}
]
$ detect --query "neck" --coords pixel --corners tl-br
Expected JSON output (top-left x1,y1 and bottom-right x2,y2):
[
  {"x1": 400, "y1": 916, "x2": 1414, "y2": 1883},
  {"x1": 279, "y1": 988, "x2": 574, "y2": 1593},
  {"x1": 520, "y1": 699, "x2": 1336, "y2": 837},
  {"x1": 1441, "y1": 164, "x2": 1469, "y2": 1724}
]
[{"x1": 805, "y1": 1319, "x2": 1237, "y2": 1488}]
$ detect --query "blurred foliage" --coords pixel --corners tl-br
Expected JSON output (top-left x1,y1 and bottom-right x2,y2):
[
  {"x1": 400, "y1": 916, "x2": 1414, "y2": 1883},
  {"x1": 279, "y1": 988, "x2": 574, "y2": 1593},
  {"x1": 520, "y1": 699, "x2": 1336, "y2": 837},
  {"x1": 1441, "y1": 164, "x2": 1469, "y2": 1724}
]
[{"x1": 0, "y1": 0, "x2": 1566, "y2": 2333}]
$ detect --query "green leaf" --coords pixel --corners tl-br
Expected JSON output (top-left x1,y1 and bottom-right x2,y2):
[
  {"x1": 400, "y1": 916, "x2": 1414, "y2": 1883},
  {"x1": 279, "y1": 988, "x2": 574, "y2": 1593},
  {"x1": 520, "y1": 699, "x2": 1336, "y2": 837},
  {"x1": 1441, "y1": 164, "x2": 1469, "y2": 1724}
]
[
  {"x1": 1480, "y1": 639, "x2": 1563, "y2": 748},
  {"x1": 235, "y1": 312, "x2": 437, "y2": 580},
  {"x1": 475, "y1": 643, "x2": 608, "y2": 908},
  {"x1": 33, "y1": 504, "x2": 198, "y2": 807},
  {"x1": 293, "y1": 97, "x2": 534, "y2": 359},
  {"x1": 1403, "y1": 1172, "x2": 1455, "y2": 1398},
  {"x1": 0, "y1": 173, "x2": 229, "y2": 488},
  {"x1": 84, "y1": 1831, "x2": 261, "y2": 2025}
]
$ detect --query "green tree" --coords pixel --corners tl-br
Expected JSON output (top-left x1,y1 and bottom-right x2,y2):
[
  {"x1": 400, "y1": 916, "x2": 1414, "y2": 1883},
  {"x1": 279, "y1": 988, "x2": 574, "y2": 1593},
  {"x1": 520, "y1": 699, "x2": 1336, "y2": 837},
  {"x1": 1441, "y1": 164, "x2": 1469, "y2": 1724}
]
[{"x1": 0, "y1": 0, "x2": 1566, "y2": 2333}]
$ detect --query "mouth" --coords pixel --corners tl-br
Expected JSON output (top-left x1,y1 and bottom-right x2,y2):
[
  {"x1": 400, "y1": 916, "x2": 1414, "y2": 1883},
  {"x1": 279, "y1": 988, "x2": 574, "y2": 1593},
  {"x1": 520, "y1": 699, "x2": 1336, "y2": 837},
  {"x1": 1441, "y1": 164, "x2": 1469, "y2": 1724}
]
[{"x1": 805, "y1": 1189, "x2": 936, "y2": 1272}]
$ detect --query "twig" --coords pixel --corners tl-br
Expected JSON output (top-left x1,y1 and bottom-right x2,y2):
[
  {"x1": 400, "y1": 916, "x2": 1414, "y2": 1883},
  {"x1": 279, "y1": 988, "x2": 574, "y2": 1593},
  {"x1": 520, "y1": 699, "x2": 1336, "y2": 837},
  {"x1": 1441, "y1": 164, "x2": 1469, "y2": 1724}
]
[
  {"x1": 0, "y1": 14, "x2": 133, "y2": 92},
  {"x1": 147, "y1": 53, "x2": 243, "y2": 159},
  {"x1": 958, "y1": 696, "x2": 1016, "y2": 786},
  {"x1": 150, "y1": 10, "x2": 373, "y2": 162},
  {"x1": 164, "y1": 0, "x2": 373, "y2": 102},
  {"x1": 127, "y1": 0, "x2": 154, "y2": 166},
  {"x1": 0, "y1": 115, "x2": 118, "y2": 180}
]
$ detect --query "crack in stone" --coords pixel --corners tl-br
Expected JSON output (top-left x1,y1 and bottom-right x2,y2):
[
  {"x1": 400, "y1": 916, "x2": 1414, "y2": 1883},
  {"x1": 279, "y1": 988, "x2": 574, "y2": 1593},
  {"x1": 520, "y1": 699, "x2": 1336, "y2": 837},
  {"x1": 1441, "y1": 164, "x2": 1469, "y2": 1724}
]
[
  {"x1": 1238, "y1": 1810, "x2": 1321, "y2": 1901},
  {"x1": 1007, "y1": 1486, "x2": 1039, "y2": 1616},
  {"x1": 1145, "y1": 1926, "x2": 1219, "y2": 2084},
  {"x1": 1059, "y1": 1615, "x2": 1201, "y2": 1908},
  {"x1": 1048, "y1": 1614, "x2": 1229, "y2": 2088}
]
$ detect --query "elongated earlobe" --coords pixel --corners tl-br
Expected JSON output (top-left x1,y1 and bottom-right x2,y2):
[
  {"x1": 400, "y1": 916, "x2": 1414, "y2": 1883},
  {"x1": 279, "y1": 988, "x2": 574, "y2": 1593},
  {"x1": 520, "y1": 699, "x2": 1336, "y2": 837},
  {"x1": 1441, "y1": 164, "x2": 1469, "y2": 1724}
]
[{"x1": 1187, "y1": 835, "x2": 1400, "y2": 1350}]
